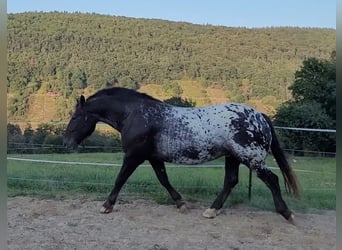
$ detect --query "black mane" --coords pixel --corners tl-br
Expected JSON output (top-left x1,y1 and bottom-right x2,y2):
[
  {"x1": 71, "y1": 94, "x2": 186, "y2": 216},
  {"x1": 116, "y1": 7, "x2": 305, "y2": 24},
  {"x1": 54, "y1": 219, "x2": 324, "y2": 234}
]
[{"x1": 87, "y1": 87, "x2": 162, "y2": 103}]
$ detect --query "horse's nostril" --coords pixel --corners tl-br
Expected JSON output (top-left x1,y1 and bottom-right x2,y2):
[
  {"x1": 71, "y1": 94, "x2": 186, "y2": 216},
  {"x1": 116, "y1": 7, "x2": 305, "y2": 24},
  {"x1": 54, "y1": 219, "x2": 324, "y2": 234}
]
[
  {"x1": 63, "y1": 137, "x2": 70, "y2": 148},
  {"x1": 62, "y1": 137, "x2": 79, "y2": 150}
]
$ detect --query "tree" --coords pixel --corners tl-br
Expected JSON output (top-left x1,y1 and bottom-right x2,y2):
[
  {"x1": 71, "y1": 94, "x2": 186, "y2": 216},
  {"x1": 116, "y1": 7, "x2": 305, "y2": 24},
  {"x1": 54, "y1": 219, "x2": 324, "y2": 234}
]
[
  {"x1": 162, "y1": 81, "x2": 183, "y2": 97},
  {"x1": 274, "y1": 101, "x2": 335, "y2": 153},
  {"x1": 7, "y1": 13, "x2": 335, "y2": 121},
  {"x1": 7, "y1": 123, "x2": 24, "y2": 153},
  {"x1": 274, "y1": 57, "x2": 336, "y2": 154},
  {"x1": 289, "y1": 57, "x2": 336, "y2": 122},
  {"x1": 163, "y1": 97, "x2": 196, "y2": 107}
]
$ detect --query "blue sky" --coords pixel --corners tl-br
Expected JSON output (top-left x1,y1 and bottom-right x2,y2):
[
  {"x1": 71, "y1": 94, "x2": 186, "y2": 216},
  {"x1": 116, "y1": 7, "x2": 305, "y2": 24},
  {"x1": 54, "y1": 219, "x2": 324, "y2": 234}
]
[{"x1": 7, "y1": 0, "x2": 336, "y2": 29}]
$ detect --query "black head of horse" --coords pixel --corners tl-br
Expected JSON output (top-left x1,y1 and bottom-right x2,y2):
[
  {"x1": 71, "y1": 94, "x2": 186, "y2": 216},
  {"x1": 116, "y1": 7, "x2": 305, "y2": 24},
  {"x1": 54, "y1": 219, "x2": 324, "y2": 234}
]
[
  {"x1": 64, "y1": 87, "x2": 163, "y2": 149},
  {"x1": 64, "y1": 87, "x2": 300, "y2": 223},
  {"x1": 63, "y1": 95, "x2": 98, "y2": 149}
]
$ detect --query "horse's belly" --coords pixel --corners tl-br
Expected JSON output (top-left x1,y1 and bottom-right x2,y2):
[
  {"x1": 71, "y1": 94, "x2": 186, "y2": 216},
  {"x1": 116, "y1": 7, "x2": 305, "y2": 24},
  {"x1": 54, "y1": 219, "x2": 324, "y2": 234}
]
[
  {"x1": 159, "y1": 147, "x2": 224, "y2": 164},
  {"x1": 156, "y1": 133, "x2": 225, "y2": 165},
  {"x1": 167, "y1": 150, "x2": 223, "y2": 164}
]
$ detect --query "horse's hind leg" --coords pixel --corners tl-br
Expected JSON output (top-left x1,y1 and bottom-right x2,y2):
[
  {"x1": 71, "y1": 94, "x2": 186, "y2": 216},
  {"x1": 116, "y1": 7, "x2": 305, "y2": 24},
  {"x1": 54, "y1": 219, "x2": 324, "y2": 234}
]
[
  {"x1": 255, "y1": 165, "x2": 294, "y2": 222},
  {"x1": 203, "y1": 156, "x2": 240, "y2": 218},
  {"x1": 149, "y1": 159, "x2": 186, "y2": 212}
]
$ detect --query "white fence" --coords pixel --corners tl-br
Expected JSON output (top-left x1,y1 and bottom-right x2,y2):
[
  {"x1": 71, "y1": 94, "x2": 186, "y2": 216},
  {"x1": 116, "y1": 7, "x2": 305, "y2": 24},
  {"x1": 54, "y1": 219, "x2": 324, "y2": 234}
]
[{"x1": 7, "y1": 125, "x2": 336, "y2": 201}]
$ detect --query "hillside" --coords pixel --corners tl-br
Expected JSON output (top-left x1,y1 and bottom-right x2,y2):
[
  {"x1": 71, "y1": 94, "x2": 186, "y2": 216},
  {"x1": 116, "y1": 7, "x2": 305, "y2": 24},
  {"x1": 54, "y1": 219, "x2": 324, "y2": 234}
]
[{"x1": 7, "y1": 12, "x2": 336, "y2": 124}]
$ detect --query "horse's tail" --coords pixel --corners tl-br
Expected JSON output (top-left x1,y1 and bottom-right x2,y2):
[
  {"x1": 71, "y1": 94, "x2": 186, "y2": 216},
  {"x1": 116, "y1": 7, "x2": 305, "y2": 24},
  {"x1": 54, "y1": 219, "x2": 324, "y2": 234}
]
[{"x1": 262, "y1": 114, "x2": 301, "y2": 198}]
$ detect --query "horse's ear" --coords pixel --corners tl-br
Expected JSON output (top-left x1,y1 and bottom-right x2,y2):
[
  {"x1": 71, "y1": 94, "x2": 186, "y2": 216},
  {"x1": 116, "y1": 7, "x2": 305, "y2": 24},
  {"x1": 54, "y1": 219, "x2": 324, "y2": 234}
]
[
  {"x1": 77, "y1": 95, "x2": 86, "y2": 107},
  {"x1": 80, "y1": 95, "x2": 86, "y2": 105}
]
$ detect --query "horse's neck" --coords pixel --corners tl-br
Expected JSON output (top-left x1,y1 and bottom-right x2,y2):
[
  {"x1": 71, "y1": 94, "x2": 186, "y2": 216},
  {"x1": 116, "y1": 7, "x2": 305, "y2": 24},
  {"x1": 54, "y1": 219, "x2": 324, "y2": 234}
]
[
  {"x1": 88, "y1": 96, "x2": 163, "y2": 131},
  {"x1": 87, "y1": 98, "x2": 130, "y2": 132}
]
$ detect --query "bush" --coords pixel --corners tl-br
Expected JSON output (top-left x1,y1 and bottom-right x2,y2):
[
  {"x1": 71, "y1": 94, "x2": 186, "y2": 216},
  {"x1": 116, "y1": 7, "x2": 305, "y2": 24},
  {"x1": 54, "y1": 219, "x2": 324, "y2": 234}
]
[{"x1": 274, "y1": 102, "x2": 335, "y2": 155}]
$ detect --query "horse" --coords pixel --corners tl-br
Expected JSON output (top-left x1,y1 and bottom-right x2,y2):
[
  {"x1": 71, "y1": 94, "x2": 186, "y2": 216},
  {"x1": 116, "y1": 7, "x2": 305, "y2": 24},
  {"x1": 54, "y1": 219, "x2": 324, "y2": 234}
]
[{"x1": 63, "y1": 87, "x2": 300, "y2": 222}]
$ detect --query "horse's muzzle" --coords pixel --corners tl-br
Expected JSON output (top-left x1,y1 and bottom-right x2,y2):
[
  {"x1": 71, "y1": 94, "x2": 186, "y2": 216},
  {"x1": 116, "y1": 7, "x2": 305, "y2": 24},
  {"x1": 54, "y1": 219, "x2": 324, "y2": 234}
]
[{"x1": 63, "y1": 136, "x2": 79, "y2": 150}]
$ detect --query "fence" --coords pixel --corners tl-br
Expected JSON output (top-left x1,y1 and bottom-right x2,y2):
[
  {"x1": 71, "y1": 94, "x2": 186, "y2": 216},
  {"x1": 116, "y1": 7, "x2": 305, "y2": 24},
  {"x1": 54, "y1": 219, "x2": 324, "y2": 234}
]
[
  {"x1": 7, "y1": 153, "x2": 334, "y2": 201},
  {"x1": 7, "y1": 126, "x2": 336, "y2": 203}
]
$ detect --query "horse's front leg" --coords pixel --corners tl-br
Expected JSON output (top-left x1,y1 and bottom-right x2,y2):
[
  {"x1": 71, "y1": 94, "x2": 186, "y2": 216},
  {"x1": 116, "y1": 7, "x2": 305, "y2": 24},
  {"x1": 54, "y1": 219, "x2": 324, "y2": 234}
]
[
  {"x1": 149, "y1": 158, "x2": 187, "y2": 212},
  {"x1": 101, "y1": 155, "x2": 144, "y2": 213}
]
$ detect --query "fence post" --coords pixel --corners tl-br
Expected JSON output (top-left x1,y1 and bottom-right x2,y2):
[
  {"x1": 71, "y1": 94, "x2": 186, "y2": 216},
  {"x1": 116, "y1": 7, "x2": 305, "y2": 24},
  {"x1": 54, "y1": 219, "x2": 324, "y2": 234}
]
[{"x1": 248, "y1": 168, "x2": 252, "y2": 202}]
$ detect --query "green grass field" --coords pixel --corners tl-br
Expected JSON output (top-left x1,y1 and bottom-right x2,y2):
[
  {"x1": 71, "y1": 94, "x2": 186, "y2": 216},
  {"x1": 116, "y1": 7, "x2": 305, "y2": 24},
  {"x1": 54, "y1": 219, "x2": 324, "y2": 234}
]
[{"x1": 7, "y1": 153, "x2": 336, "y2": 212}]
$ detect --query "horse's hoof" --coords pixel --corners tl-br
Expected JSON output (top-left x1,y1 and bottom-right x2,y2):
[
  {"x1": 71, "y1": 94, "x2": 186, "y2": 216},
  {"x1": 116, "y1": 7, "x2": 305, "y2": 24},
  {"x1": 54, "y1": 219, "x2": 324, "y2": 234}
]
[
  {"x1": 100, "y1": 205, "x2": 113, "y2": 214},
  {"x1": 202, "y1": 208, "x2": 220, "y2": 218},
  {"x1": 178, "y1": 204, "x2": 188, "y2": 213},
  {"x1": 287, "y1": 213, "x2": 295, "y2": 224}
]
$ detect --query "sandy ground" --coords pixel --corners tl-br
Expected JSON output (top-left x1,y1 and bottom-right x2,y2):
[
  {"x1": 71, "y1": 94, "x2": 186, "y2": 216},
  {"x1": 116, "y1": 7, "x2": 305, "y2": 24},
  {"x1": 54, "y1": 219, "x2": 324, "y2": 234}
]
[{"x1": 8, "y1": 196, "x2": 335, "y2": 250}]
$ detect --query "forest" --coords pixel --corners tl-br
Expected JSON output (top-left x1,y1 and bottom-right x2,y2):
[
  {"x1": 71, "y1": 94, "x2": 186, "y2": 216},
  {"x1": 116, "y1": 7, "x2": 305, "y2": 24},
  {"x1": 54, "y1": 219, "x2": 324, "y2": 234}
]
[
  {"x1": 7, "y1": 55, "x2": 336, "y2": 155},
  {"x1": 7, "y1": 12, "x2": 336, "y2": 154},
  {"x1": 7, "y1": 12, "x2": 335, "y2": 121}
]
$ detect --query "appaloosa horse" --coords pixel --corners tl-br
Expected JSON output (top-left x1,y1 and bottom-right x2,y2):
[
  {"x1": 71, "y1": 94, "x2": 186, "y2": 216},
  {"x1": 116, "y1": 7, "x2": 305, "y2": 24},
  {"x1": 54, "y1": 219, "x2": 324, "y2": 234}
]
[{"x1": 63, "y1": 87, "x2": 300, "y2": 222}]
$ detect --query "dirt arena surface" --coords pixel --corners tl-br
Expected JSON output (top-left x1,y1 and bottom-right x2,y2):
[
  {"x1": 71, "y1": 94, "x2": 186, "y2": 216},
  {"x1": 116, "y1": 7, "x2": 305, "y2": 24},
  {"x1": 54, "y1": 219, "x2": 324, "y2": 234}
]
[{"x1": 8, "y1": 196, "x2": 335, "y2": 250}]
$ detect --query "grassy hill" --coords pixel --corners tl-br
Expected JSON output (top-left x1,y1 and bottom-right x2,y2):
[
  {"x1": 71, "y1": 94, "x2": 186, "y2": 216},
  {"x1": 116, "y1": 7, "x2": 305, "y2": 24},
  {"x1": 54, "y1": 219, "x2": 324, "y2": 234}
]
[
  {"x1": 7, "y1": 80, "x2": 284, "y2": 128},
  {"x1": 7, "y1": 12, "x2": 336, "y2": 126}
]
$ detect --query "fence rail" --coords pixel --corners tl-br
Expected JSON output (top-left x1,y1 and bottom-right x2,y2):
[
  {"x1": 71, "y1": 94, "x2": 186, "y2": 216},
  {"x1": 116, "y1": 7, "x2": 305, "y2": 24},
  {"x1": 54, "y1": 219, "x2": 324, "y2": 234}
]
[
  {"x1": 7, "y1": 125, "x2": 336, "y2": 201},
  {"x1": 274, "y1": 126, "x2": 336, "y2": 133},
  {"x1": 7, "y1": 156, "x2": 330, "y2": 174},
  {"x1": 7, "y1": 153, "x2": 336, "y2": 202}
]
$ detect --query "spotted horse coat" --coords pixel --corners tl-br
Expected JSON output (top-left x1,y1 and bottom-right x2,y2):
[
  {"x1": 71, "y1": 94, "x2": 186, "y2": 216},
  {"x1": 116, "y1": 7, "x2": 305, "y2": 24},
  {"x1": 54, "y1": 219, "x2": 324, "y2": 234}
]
[
  {"x1": 154, "y1": 103, "x2": 271, "y2": 167},
  {"x1": 64, "y1": 87, "x2": 300, "y2": 223}
]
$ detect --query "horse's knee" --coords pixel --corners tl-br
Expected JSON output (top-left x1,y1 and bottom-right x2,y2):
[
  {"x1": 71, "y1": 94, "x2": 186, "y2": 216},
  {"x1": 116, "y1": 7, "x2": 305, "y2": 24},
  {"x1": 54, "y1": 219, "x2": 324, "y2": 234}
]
[
  {"x1": 227, "y1": 175, "x2": 239, "y2": 188},
  {"x1": 257, "y1": 169, "x2": 281, "y2": 190},
  {"x1": 224, "y1": 168, "x2": 239, "y2": 187},
  {"x1": 267, "y1": 171, "x2": 279, "y2": 184}
]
